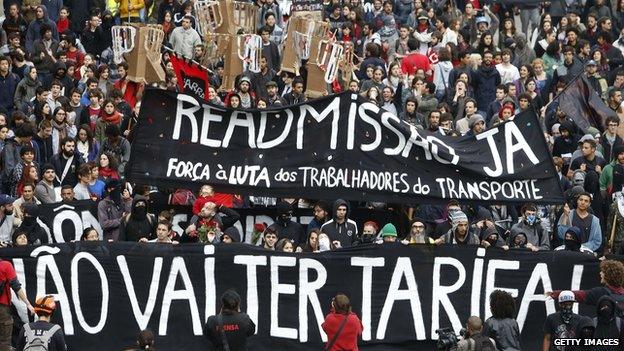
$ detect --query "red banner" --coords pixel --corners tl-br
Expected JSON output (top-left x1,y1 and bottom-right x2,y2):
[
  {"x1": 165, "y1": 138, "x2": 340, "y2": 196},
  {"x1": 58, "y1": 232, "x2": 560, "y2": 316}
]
[{"x1": 169, "y1": 51, "x2": 210, "y2": 101}]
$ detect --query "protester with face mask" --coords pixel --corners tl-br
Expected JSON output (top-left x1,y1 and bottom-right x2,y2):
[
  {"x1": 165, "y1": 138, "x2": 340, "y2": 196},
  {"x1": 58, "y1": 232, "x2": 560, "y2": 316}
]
[
  {"x1": 542, "y1": 291, "x2": 585, "y2": 349},
  {"x1": 479, "y1": 226, "x2": 504, "y2": 249},
  {"x1": 97, "y1": 179, "x2": 131, "y2": 241},
  {"x1": 118, "y1": 197, "x2": 157, "y2": 242},
  {"x1": 267, "y1": 201, "x2": 305, "y2": 247},
  {"x1": 16, "y1": 202, "x2": 48, "y2": 244},
  {"x1": 591, "y1": 296, "x2": 623, "y2": 347},
  {"x1": 508, "y1": 204, "x2": 550, "y2": 251},
  {"x1": 354, "y1": 221, "x2": 379, "y2": 245},
  {"x1": 508, "y1": 231, "x2": 529, "y2": 250},
  {"x1": 554, "y1": 227, "x2": 594, "y2": 254}
]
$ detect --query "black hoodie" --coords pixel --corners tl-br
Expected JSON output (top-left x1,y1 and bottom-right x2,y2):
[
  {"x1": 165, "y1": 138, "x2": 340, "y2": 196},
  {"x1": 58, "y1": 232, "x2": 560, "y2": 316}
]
[
  {"x1": 267, "y1": 202, "x2": 305, "y2": 247},
  {"x1": 118, "y1": 197, "x2": 156, "y2": 242},
  {"x1": 17, "y1": 203, "x2": 49, "y2": 245},
  {"x1": 320, "y1": 199, "x2": 358, "y2": 248},
  {"x1": 592, "y1": 296, "x2": 624, "y2": 348}
]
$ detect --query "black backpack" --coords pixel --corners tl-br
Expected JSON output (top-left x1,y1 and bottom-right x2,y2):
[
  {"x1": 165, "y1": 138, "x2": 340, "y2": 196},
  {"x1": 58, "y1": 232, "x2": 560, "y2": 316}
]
[{"x1": 469, "y1": 334, "x2": 497, "y2": 351}]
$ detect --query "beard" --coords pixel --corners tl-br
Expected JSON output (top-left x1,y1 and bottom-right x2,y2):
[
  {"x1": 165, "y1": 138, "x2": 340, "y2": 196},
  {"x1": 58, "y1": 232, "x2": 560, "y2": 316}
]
[{"x1": 63, "y1": 149, "x2": 74, "y2": 158}]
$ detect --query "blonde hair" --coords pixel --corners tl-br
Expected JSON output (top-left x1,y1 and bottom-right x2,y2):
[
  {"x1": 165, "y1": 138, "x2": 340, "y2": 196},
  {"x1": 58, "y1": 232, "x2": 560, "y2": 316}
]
[{"x1": 200, "y1": 185, "x2": 214, "y2": 197}]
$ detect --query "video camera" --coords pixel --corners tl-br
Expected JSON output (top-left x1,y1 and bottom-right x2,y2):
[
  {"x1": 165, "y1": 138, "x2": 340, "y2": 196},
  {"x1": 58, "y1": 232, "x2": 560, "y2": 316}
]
[{"x1": 435, "y1": 327, "x2": 465, "y2": 351}]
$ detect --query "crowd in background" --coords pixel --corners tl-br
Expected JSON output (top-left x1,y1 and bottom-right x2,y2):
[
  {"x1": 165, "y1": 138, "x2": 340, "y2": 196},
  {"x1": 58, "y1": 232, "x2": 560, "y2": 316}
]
[{"x1": 0, "y1": 0, "x2": 620, "y2": 348}]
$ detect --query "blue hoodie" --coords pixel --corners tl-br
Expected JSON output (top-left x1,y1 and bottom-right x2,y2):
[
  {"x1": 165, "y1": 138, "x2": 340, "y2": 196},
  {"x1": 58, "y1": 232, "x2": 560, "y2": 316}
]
[{"x1": 25, "y1": 5, "x2": 59, "y2": 53}]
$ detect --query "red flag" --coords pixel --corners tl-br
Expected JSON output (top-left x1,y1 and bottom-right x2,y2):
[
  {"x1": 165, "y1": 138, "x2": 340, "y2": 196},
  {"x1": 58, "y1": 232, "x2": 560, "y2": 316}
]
[{"x1": 169, "y1": 51, "x2": 210, "y2": 101}]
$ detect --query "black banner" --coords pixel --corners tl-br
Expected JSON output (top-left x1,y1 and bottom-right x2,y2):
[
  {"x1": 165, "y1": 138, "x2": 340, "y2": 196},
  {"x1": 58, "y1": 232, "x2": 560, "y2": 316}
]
[
  {"x1": 37, "y1": 201, "x2": 103, "y2": 243},
  {"x1": 127, "y1": 90, "x2": 563, "y2": 204},
  {"x1": 0, "y1": 243, "x2": 603, "y2": 350}
]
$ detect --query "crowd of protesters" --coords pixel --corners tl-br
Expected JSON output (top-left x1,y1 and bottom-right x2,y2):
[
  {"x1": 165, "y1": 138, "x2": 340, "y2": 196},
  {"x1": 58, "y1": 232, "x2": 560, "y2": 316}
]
[
  {"x1": 0, "y1": 0, "x2": 620, "y2": 348},
  {"x1": 0, "y1": 0, "x2": 618, "y2": 254}
]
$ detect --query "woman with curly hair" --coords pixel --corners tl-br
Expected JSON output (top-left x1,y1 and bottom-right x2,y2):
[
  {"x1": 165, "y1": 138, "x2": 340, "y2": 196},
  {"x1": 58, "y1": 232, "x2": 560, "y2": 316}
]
[
  {"x1": 546, "y1": 260, "x2": 624, "y2": 305},
  {"x1": 482, "y1": 290, "x2": 521, "y2": 351}
]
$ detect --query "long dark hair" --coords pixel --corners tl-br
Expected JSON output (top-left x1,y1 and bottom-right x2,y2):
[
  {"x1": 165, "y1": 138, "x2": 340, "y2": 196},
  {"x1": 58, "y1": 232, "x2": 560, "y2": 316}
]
[{"x1": 77, "y1": 124, "x2": 95, "y2": 149}]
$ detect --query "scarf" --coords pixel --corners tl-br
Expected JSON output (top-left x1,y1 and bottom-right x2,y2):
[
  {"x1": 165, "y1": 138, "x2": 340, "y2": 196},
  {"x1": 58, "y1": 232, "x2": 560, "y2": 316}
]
[
  {"x1": 51, "y1": 119, "x2": 66, "y2": 133},
  {"x1": 102, "y1": 111, "x2": 121, "y2": 125},
  {"x1": 99, "y1": 167, "x2": 119, "y2": 180}
]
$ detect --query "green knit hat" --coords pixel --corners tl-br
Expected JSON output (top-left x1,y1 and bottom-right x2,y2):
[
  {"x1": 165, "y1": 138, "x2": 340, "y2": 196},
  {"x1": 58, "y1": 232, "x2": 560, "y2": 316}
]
[{"x1": 380, "y1": 223, "x2": 397, "y2": 237}]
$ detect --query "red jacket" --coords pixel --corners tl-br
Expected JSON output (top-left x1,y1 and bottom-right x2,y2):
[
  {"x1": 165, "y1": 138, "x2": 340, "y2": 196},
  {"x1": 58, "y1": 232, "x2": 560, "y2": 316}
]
[
  {"x1": 322, "y1": 311, "x2": 363, "y2": 351},
  {"x1": 0, "y1": 260, "x2": 17, "y2": 306},
  {"x1": 401, "y1": 52, "x2": 431, "y2": 77}
]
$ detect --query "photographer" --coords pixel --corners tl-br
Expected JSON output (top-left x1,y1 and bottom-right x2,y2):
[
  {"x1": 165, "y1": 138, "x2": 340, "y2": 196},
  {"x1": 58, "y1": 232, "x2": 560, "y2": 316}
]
[
  {"x1": 451, "y1": 316, "x2": 496, "y2": 351},
  {"x1": 321, "y1": 294, "x2": 363, "y2": 351},
  {"x1": 203, "y1": 289, "x2": 255, "y2": 351}
]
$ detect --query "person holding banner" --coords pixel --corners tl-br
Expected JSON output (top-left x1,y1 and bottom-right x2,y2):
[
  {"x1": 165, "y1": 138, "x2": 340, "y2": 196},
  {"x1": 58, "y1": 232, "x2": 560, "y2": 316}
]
[
  {"x1": 321, "y1": 199, "x2": 358, "y2": 248},
  {"x1": 439, "y1": 211, "x2": 480, "y2": 246},
  {"x1": 267, "y1": 201, "x2": 305, "y2": 247}
]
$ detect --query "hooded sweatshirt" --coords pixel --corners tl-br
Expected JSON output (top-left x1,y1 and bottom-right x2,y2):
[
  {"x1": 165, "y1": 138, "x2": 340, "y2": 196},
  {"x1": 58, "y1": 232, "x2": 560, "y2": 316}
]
[
  {"x1": 593, "y1": 296, "x2": 624, "y2": 346},
  {"x1": 14, "y1": 66, "x2": 42, "y2": 111},
  {"x1": 16, "y1": 203, "x2": 49, "y2": 244},
  {"x1": 321, "y1": 199, "x2": 358, "y2": 248},
  {"x1": 267, "y1": 202, "x2": 305, "y2": 247},
  {"x1": 510, "y1": 216, "x2": 550, "y2": 250},
  {"x1": 25, "y1": 5, "x2": 59, "y2": 53},
  {"x1": 554, "y1": 226, "x2": 594, "y2": 253},
  {"x1": 118, "y1": 197, "x2": 156, "y2": 242}
]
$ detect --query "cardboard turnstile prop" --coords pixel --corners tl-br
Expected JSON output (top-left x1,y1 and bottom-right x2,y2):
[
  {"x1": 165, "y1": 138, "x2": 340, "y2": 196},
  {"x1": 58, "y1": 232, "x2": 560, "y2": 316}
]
[
  {"x1": 111, "y1": 24, "x2": 165, "y2": 83},
  {"x1": 195, "y1": 0, "x2": 257, "y2": 35},
  {"x1": 195, "y1": 0, "x2": 258, "y2": 91},
  {"x1": 281, "y1": 16, "x2": 328, "y2": 75}
]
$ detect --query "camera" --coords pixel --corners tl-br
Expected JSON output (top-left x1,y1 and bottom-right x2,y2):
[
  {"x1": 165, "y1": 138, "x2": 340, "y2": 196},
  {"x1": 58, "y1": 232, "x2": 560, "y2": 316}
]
[{"x1": 435, "y1": 327, "x2": 459, "y2": 350}]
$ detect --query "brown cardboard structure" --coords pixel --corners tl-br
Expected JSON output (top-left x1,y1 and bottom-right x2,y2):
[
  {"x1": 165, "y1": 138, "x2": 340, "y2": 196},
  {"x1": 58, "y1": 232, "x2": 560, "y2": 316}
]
[
  {"x1": 112, "y1": 24, "x2": 166, "y2": 83},
  {"x1": 195, "y1": 0, "x2": 257, "y2": 35},
  {"x1": 281, "y1": 16, "x2": 328, "y2": 75},
  {"x1": 195, "y1": 0, "x2": 258, "y2": 91}
]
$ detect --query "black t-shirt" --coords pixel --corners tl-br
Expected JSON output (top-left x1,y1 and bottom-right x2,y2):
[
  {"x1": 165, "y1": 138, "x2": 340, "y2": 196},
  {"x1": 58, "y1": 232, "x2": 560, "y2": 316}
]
[
  {"x1": 16, "y1": 320, "x2": 67, "y2": 351},
  {"x1": 204, "y1": 312, "x2": 256, "y2": 351},
  {"x1": 572, "y1": 213, "x2": 593, "y2": 243},
  {"x1": 543, "y1": 312, "x2": 584, "y2": 351},
  {"x1": 570, "y1": 155, "x2": 607, "y2": 173}
]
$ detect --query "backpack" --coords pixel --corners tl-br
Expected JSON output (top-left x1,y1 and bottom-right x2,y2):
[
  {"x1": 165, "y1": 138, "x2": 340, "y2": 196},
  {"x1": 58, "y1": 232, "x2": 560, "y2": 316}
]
[
  {"x1": 171, "y1": 189, "x2": 196, "y2": 206},
  {"x1": 23, "y1": 324, "x2": 61, "y2": 351},
  {"x1": 468, "y1": 334, "x2": 497, "y2": 351}
]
